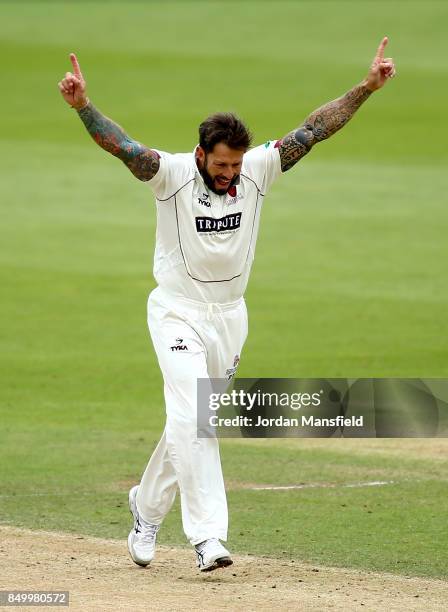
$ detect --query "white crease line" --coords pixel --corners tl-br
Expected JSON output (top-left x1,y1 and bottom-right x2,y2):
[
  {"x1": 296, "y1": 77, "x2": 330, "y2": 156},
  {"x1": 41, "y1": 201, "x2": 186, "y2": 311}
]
[
  {"x1": 0, "y1": 492, "x2": 108, "y2": 498},
  {"x1": 344, "y1": 481, "x2": 394, "y2": 488},
  {"x1": 250, "y1": 480, "x2": 395, "y2": 491}
]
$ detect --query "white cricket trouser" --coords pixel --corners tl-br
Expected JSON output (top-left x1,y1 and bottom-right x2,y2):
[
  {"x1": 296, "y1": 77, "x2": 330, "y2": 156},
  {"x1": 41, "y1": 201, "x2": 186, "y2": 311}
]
[{"x1": 136, "y1": 286, "x2": 248, "y2": 545}]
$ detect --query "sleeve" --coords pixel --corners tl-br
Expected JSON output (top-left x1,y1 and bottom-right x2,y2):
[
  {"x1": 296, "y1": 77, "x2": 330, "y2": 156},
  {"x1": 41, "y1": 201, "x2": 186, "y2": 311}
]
[
  {"x1": 242, "y1": 140, "x2": 282, "y2": 194},
  {"x1": 145, "y1": 149, "x2": 191, "y2": 201}
]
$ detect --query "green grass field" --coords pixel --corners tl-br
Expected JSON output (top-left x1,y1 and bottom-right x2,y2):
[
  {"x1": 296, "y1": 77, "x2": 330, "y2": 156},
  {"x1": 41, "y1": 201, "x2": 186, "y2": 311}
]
[{"x1": 1, "y1": 1, "x2": 448, "y2": 581}]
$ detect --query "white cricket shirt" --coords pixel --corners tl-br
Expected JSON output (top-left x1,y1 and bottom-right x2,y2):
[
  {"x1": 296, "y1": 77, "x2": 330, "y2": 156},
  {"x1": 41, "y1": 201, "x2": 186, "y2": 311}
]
[{"x1": 146, "y1": 141, "x2": 282, "y2": 304}]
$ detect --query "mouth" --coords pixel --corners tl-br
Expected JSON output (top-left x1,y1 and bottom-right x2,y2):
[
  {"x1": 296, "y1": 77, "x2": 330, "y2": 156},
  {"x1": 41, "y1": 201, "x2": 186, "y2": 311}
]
[{"x1": 216, "y1": 177, "x2": 231, "y2": 187}]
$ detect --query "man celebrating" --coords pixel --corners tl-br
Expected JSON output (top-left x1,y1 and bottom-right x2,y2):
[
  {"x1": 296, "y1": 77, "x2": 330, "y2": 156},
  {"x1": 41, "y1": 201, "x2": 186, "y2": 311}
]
[{"x1": 58, "y1": 38, "x2": 395, "y2": 572}]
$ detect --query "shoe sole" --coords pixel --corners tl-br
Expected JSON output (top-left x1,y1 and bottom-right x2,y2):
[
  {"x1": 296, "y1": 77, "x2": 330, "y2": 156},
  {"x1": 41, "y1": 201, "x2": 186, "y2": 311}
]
[
  {"x1": 200, "y1": 556, "x2": 233, "y2": 572},
  {"x1": 127, "y1": 532, "x2": 150, "y2": 567}
]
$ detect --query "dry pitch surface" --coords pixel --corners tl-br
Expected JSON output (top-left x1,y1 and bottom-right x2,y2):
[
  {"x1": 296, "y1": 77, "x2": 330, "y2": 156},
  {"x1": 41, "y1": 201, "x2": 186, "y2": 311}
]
[{"x1": 1, "y1": 526, "x2": 446, "y2": 611}]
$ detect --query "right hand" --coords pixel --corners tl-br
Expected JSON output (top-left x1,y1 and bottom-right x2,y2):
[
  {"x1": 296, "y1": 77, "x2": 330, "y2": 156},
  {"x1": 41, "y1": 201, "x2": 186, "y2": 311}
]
[
  {"x1": 58, "y1": 53, "x2": 89, "y2": 110},
  {"x1": 364, "y1": 37, "x2": 396, "y2": 92}
]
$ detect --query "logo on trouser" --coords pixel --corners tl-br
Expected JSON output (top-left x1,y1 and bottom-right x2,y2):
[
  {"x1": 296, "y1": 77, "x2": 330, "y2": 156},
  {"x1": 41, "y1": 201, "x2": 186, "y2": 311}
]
[
  {"x1": 225, "y1": 354, "x2": 240, "y2": 379},
  {"x1": 170, "y1": 337, "x2": 188, "y2": 351}
]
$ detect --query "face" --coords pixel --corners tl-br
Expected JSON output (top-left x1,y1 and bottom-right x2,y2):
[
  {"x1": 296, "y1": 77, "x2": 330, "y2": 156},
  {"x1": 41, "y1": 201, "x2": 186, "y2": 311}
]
[{"x1": 196, "y1": 142, "x2": 244, "y2": 195}]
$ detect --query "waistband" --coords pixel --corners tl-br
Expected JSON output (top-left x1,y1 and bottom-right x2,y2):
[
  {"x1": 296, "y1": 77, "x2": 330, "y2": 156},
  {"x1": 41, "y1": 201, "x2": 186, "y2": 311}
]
[{"x1": 153, "y1": 286, "x2": 244, "y2": 314}]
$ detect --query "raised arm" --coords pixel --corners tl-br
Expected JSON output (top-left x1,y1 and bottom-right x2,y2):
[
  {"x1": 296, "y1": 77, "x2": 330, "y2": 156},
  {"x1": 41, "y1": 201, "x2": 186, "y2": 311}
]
[
  {"x1": 58, "y1": 53, "x2": 160, "y2": 182},
  {"x1": 278, "y1": 37, "x2": 396, "y2": 172}
]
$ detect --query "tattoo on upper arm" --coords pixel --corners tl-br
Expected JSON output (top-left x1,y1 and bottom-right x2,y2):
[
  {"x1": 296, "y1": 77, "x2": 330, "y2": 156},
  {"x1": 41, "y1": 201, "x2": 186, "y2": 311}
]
[
  {"x1": 277, "y1": 127, "x2": 314, "y2": 173},
  {"x1": 77, "y1": 102, "x2": 160, "y2": 181},
  {"x1": 279, "y1": 83, "x2": 372, "y2": 172},
  {"x1": 125, "y1": 149, "x2": 160, "y2": 182}
]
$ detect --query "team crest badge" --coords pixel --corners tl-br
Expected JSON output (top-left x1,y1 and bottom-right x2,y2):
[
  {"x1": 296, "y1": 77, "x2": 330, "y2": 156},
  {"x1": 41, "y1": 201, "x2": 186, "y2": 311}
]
[{"x1": 225, "y1": 354, "x2": 240, "y2": 380}]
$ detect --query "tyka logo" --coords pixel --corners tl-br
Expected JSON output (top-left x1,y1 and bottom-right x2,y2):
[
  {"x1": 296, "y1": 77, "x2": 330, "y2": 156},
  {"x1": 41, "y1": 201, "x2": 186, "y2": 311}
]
[
  {"x1": 196, "y1": 212, "x2": 242, "y2": 233},
  {"x1": 197, "y1": 192, "x2": 211, "y2": 208},
  {"x1": 170, "y1": 337, "x2": 188, "y2": 352}
]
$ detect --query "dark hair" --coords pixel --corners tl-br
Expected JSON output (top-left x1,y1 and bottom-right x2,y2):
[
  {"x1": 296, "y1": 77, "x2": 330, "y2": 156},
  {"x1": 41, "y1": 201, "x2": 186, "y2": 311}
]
[{"x1": 199, "y1": 112, "x2": 252, "y2": 153}]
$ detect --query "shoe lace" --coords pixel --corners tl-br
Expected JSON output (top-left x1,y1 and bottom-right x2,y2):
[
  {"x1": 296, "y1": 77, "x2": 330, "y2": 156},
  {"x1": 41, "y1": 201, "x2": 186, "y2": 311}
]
[
  {"x1": 195, "y1": 537, "x2": 219, "y2": 553},
  {"x1": 135, "y1": 515, "x2": 160, "y2": 543}
]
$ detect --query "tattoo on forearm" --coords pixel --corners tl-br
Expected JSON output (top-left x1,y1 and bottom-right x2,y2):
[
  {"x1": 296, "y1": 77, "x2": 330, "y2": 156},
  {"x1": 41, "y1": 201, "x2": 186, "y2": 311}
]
[
  {"x1": 77, "y1": 102, "x2": 160, "y2": 181},
  {"x1": 279, "y1": 83, "x2": 372, "y2": 172}
]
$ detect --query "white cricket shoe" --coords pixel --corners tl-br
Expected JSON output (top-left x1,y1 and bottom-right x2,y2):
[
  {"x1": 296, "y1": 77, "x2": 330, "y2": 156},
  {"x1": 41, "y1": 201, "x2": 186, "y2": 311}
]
[
  {"x1": 127, "y1": 485, "x2": 160, "y2": 567},
  {"x1": 195, "y1": 538, "x2": 233, "y2": 572}
]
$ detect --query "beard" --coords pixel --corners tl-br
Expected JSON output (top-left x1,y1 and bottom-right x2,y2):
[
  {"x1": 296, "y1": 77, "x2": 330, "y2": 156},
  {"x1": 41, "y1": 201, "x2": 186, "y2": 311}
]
[{"x1": 197, "y1": 156, "x2": 240, "y2": 196}]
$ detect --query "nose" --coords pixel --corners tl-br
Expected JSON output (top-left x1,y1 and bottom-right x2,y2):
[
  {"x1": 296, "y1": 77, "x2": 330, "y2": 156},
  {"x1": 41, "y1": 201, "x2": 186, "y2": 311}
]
[{"x1": 222, "y1": 167, "x2": 234, "y2": 180}]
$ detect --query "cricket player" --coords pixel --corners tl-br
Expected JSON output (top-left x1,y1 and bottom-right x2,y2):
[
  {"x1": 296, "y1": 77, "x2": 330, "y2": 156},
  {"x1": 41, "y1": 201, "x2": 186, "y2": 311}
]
[{"x1": 58, "y1": 38, "x2": 395, "y2": 571}]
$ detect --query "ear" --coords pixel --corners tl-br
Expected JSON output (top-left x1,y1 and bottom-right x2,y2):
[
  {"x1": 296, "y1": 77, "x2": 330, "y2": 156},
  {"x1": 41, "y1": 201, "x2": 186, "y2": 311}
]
[{"x1": 196, "y1": 145, "x2": 206, "y2": 164}]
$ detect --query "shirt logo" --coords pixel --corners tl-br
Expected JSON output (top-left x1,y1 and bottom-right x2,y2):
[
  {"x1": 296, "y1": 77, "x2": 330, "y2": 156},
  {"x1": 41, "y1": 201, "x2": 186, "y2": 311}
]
[
  {"x1": 197, "y1": 192, "x2": 211, "y2": 208},
  {"x1": 226, "y1": 185, "x2": 243, "y2": 206},
  {"x1": 196, "y1": 212, "x2": 242, "y2": 234},
  {"x1": 226, "y1": 193, "x2": 243, "y2": 206}
]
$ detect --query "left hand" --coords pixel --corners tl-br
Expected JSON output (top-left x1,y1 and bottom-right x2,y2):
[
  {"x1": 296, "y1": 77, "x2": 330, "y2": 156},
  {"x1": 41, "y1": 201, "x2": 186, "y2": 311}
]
[{"x1": 365, "y1": 37, "x2": 396, "y2": 91}]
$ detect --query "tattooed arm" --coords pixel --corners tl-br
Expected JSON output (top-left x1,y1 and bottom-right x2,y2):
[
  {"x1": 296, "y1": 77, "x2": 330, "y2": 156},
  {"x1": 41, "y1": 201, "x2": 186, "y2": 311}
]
[
  {"x1": 76, "y1": 102, "x2": 160, "y2": 181},
  {"x1": 58, "y1": 53, "x2": 159, "y2": 181},
  {"x1": 279, "y1": 37, "x2": 396, "y2": 172},
  {"x1": 278, "y1": 83, "x2": 372, "y2": 171}
]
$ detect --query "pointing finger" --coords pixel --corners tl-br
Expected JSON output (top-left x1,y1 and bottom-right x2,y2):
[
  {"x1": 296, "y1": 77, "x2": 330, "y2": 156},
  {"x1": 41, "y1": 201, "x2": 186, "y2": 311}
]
[
  {"x1": 374, "y1": 36, "x2": 388, "y2": 62},
  {"x1": 70, "y1": 53, "x2": 83, "y2": 78}
]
